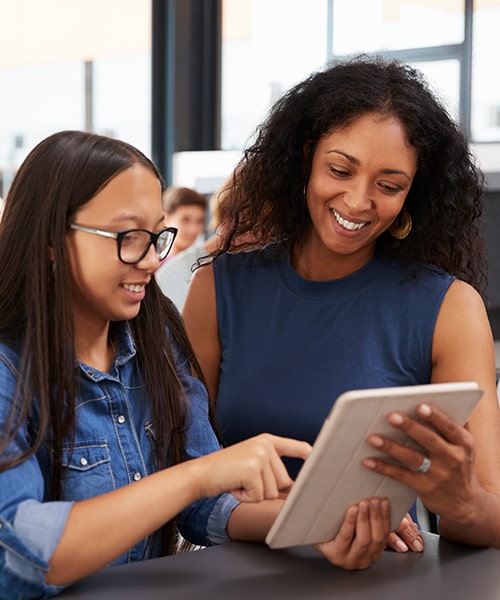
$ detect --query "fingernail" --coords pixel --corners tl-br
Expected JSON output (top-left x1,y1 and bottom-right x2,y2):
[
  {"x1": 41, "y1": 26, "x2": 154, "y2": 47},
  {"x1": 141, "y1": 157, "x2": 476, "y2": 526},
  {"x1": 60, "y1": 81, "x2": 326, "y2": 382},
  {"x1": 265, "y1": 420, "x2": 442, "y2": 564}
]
[
  {"x1": 413, "y1": 538, "x2": 424, "y2": 552},
  {"x1": 369, "y1": 435, "x2": 384, "y2": 448},
  {"x1": 363, "y1": 458, "x2": 377, "y2": 469},
  {"x1": 388, "y1": 412, "x2": 404, "y2": 426},
  {"x1": 396, "y1": 540, "x2": 409, "y2": 552},
  {"x1": 418, "y1": 404, "x2": 432, "y2": 418}
]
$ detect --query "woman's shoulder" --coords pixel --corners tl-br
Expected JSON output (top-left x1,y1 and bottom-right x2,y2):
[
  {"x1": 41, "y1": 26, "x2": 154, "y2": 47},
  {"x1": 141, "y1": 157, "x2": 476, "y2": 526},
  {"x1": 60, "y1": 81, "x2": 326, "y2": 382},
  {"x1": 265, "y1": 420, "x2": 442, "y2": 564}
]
[
  {"x1": 214, "y1": 243, "x2": 282, "y2": 271},
  {"x1": 381, "y1": 257, "x2": 455, "y2": 286}
]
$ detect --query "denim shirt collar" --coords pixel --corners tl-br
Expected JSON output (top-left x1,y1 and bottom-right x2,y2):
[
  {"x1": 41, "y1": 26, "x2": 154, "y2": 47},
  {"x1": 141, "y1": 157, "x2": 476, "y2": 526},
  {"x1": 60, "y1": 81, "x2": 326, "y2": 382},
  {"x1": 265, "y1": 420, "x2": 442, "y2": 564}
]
[{"x1": 78, "y1": 322, "x2": 136, "y2": 383}]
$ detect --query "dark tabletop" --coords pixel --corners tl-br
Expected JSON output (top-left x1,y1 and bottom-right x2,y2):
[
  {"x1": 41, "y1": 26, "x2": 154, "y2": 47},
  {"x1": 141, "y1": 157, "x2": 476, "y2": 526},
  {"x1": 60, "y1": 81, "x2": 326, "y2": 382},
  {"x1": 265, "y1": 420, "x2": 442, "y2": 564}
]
[{"x1": 59, "y1": 532, "x2": 499, "y2": 600}]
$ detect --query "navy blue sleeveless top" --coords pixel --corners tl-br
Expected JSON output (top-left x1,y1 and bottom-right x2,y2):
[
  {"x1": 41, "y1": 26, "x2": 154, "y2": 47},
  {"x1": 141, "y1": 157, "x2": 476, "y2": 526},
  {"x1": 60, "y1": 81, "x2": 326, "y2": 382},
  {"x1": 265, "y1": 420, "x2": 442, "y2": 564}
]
[{"x1": 214, "y1": 247, "x2": 454, "y2": 480}]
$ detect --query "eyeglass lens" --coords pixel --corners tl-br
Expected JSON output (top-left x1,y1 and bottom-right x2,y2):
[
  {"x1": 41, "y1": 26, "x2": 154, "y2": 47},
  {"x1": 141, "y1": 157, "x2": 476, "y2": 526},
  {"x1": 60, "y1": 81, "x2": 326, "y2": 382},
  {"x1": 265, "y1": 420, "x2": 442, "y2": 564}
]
[{"x1": 119, "y1": 230, "x2": 175, "y2": 264}]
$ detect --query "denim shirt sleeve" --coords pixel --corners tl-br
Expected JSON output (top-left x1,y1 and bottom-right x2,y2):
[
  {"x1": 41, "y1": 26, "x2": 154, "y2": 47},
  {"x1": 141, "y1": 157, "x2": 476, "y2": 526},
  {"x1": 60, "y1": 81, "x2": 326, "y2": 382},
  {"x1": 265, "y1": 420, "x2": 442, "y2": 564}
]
[
  {"x1": 172, "y1": 342, "x2": 240, "y2": 546},
  {"x1": 0, "y1": 330, "x2": 240, "y2": 598},
  {"x1": 0, "y1": 347, "x2": 74, "y2": 599}
]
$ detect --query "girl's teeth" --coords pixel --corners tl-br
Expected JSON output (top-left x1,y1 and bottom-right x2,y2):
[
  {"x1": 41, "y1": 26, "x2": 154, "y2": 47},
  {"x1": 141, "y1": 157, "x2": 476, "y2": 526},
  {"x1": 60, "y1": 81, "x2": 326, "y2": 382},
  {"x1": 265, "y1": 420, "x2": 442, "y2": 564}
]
[{"x1": 124, "y1": 284, "x2": 143, "y2": 292}]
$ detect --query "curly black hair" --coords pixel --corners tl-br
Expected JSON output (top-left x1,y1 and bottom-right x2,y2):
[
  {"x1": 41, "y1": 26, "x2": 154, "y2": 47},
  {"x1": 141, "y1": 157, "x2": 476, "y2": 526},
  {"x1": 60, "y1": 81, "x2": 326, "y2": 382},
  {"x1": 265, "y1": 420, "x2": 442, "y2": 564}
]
[{"x1": 219, "y1": 54, "x2": 487, "y2": 295}]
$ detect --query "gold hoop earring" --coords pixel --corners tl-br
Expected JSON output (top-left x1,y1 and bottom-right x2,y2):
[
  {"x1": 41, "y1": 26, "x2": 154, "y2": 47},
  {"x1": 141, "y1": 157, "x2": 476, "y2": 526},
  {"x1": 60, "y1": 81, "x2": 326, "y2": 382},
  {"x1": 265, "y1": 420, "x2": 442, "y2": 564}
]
[{"x1": 389, "y1": 209, "x2": 412, "y2": 240}]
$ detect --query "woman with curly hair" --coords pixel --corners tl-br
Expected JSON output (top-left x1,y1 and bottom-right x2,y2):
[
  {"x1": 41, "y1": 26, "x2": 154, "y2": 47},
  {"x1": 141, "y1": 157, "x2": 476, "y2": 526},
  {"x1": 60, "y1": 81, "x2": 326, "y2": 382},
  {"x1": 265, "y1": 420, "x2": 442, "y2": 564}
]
[
  {"x1": 0, "y1": 130, "x2": 314, "y2": 599},
  {"x1": 183, "y1": 55, "x2": 500, "y2": 555}
]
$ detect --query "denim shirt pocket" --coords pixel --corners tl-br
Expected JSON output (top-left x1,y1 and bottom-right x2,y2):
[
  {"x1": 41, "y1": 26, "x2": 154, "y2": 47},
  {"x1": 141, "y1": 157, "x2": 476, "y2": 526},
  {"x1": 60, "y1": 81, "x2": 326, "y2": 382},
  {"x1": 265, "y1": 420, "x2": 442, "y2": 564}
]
[{"x1": 60, "y1": 441, "x2": 115, "y2": 501}]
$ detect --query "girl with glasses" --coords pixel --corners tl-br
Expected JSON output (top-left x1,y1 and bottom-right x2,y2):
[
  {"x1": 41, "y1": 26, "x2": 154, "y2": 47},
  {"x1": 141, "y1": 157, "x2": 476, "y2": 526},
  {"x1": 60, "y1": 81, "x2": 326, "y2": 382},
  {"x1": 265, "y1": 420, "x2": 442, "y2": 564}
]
[{"x1": 0, "y1": 130, "x2": 311, "y2": 599}]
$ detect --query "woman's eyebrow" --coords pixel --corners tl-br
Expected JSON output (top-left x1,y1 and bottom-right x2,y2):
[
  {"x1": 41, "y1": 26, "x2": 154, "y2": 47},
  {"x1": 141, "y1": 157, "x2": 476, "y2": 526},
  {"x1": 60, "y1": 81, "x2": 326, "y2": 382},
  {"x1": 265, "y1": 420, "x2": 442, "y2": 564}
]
[
  {"x1": 380, "y1": 168, "x2": 412, "y2": 181},
  {"x1": 327, "y1": 149, "x2": 359, "y2": 165},
  {"x1": 327, "y1": 149, "x2": 412, "y2": 180}
]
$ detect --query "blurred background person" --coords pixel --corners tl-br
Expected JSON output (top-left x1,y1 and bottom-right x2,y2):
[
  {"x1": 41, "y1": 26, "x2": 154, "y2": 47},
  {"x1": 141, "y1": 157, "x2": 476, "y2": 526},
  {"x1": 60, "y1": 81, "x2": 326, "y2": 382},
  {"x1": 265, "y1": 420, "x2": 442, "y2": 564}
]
[
  {"x1": 157, "y1": 177, "x2": 235, "y2": 311},
  {"x1": 161, "y1": 186, "x2": 208, "y2": 261}
]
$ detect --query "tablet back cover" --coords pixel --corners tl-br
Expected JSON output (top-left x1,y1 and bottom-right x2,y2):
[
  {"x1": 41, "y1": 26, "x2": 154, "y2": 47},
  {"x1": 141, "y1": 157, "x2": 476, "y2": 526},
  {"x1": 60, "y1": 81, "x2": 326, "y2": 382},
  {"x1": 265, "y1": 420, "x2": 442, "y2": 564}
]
[{"x1": 266, "y1": 382, "x2": 482, "y2": 549}]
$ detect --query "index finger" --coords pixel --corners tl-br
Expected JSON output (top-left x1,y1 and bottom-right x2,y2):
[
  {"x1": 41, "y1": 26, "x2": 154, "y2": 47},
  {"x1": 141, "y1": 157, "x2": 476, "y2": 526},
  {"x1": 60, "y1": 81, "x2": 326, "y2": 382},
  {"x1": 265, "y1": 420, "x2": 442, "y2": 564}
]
[{"x1": 269, "y1": 435, "x2": 313, "y2": 461}]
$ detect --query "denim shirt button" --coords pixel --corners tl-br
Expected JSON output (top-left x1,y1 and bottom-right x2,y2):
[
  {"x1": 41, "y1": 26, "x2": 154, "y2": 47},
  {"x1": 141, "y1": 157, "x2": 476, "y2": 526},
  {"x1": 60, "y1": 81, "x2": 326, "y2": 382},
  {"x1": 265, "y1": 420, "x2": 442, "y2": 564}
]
[
  {"x1": 117, "y1": 415, "x2": 126, "y2": 424},
  {"x1": 133, "y1": 472, "x2": 142, "y2": 481},
  {"x1": 80, "y1": 457, "x2": 88, "y2": 466},
  {"x1": 87, "y1": 370, "x2": 94, "y2": 377}
]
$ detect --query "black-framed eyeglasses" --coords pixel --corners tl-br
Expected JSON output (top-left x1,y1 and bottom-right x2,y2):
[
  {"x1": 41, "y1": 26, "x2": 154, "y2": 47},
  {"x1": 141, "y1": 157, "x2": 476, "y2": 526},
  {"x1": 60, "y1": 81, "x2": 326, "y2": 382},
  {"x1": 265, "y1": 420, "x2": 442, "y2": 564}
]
[{"x1": 69, "y1": 224, "x2": 178, "y2": 265}]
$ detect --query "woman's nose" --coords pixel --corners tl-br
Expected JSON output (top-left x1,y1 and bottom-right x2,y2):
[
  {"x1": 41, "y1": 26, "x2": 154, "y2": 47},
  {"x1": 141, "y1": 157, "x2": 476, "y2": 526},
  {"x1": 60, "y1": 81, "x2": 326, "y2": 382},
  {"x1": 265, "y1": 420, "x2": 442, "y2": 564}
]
[{"x1": 344, "y1": 180, "x2": 373, "y2": 211}]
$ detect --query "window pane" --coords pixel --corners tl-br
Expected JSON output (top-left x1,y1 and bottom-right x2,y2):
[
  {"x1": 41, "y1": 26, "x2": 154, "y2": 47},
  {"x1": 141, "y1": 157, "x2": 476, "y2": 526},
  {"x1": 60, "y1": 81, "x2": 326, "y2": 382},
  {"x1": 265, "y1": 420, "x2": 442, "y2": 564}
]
[
  {"x1": 0, "y1": 0, "x2": 151, "y2": 198},
  {"x1": 412, "y1": 59, "x2": 460, "y2": 123},
  {"x1": 0, "y1": 62, "x2": 84, "y2": 193},
  {"x1": 221, "y1": 0, "x2": 328, "y2": 150},
  {"x1": 471, "y1": 0, "x2": 500, "y2": 142},
  {"x1": 332, "y1": 0, "x2": 464, "y2": 54},
  {"x1": 93, "y1": 54, "x2": 151, "y2": 152}
]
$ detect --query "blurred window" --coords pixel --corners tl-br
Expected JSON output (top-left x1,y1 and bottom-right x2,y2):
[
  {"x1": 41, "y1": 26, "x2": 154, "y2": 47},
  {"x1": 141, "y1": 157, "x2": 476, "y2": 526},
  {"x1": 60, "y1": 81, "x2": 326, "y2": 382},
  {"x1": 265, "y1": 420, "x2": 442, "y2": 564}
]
[
  {"x1": 220, "y1": 0, "x2": 500, "y2": 149},
  {"x1": 220, "y1": 0, "x2": 328, "y2": 150},
  {"x1": 472, "y1": 0, "x2": 500, "y2": 141},
  {"x1": 331, "y1": 0, "x2": 464, "y2": 53},
  {"x1": 0, "y1": 0, "x2": 151, "y2": 197}
]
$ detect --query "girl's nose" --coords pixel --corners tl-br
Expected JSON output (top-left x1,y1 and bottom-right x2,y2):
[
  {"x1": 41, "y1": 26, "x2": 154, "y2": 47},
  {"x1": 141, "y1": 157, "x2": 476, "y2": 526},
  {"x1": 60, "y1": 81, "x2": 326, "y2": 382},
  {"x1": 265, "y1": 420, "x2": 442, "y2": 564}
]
[{"x1": 138, "y1": 242, "x2": 161, "y2": 272}]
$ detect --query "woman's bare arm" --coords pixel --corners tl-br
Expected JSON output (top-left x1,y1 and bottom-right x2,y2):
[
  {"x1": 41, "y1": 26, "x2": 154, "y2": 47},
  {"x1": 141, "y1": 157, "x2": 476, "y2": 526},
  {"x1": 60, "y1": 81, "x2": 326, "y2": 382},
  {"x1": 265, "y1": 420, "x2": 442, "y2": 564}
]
[
  {"x1": 182, "y1": 264, "x2": 221, "y2": 403},
  {"x1": 363, "y1": 279, "x2": 500, "y2": 547}
]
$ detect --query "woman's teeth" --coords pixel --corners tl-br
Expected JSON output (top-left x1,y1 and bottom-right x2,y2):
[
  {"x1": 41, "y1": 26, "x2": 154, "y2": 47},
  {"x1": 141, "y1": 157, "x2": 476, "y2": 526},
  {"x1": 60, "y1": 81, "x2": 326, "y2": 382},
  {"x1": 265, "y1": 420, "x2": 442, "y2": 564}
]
[{"x1": 331, "y1": 209, "x2": 367, "y2": 231}]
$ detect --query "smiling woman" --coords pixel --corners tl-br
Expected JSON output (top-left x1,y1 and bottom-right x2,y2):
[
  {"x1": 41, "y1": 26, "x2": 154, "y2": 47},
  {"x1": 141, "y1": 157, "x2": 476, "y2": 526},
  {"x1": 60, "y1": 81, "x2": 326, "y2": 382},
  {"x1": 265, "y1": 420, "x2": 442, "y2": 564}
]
[
  {"x1": 183, "y1": 54, "x2": 500, "y2": 563},
  {"x1": 298, "y1": 113, "x2": 418, "y2": 280}
]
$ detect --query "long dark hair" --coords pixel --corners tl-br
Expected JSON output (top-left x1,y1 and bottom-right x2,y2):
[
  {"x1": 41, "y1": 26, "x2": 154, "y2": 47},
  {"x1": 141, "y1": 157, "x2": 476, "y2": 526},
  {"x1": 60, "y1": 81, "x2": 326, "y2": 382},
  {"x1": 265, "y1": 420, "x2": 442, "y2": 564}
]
[
  {"x1": 218, "y1": 54, "x2": 487, "y2": 295},
  {"x1": 0, "y1": 130, "x2": 203, "y2": 555}
]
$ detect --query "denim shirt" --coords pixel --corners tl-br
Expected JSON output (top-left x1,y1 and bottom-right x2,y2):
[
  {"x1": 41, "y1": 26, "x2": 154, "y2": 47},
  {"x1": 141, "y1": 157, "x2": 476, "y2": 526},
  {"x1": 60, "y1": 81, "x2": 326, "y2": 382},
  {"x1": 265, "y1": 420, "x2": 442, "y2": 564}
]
[{"x1": 0, "y1": 323, "x2": 239, "y2": 599}]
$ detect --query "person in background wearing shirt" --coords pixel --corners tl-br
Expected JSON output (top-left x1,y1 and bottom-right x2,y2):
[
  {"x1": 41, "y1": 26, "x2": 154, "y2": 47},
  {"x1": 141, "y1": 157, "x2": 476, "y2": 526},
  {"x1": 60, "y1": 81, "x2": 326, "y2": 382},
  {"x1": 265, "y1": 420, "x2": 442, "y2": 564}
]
[
  {"x1": 157, "y1": 175, "x2": 238, "y2": 311},
  {"x1": 161, "y1": 186, "x2": 208, "y2": 261}
]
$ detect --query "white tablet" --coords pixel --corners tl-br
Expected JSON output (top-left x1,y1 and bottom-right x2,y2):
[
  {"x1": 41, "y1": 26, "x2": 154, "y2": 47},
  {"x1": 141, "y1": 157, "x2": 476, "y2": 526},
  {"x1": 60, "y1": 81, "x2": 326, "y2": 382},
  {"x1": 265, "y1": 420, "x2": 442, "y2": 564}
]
[{"x1": 266, "y1": 381, "x2": 483, "y2": 549}]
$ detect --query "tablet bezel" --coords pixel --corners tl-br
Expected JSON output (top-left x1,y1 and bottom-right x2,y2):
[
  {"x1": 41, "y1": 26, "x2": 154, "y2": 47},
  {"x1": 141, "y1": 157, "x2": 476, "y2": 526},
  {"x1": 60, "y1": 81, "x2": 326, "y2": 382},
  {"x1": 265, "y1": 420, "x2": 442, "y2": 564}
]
[{"x1": 265, "y1": 381, "x2": 483, "y2": 549}]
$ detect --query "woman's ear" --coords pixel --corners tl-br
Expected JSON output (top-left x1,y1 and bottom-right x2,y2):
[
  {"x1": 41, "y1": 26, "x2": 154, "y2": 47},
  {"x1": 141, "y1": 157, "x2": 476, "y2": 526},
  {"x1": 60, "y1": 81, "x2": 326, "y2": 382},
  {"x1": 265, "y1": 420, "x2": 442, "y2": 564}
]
[{"x1": 303, "y1": 140, "x2": 311, "y2": 160}]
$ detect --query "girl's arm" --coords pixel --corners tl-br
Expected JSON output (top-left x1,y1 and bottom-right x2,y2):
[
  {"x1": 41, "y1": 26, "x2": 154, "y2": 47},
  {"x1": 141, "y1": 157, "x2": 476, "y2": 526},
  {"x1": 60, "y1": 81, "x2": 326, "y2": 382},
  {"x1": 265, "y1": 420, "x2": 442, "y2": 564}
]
[{"x1": 47, "y1": 434, "x2": 311, "y2": 585}]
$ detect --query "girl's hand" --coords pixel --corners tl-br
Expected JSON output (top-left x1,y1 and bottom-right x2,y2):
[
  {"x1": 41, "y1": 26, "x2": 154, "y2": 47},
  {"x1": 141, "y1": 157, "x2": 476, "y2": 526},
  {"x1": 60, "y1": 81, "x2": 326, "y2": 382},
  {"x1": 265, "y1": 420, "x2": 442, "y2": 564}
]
[
  {"x1": 386, "y1": 513, "x2": 424, "y2": 553},
  {"x1": 363, "y1": 403, "x2": 482, "y2": 524},
  {"x1": 314, "y1": 497, "x2": 391, "y2": 570},
  {"x1": 195, "y1": 434, "x2": 312, "y2": 502}
]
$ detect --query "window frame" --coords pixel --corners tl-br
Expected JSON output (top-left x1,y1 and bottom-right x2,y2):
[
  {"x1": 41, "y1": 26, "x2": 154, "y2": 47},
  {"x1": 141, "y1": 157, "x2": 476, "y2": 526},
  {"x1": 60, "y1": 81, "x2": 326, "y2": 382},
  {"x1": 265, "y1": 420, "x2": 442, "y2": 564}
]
[{"x1": 326, "y1": 0, "x2": 473, "y2": 136}]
